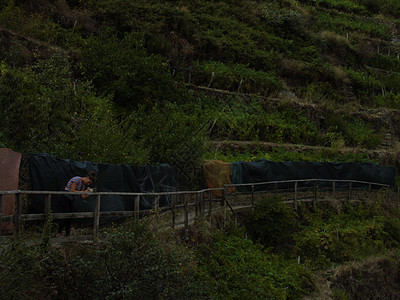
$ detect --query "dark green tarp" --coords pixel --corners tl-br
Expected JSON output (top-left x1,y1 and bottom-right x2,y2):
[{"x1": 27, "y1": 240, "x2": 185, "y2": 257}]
[
  {"x1": 232, "y1": 159, "x2": 396, "y2": 192},
  {"x1": 29, "y1": 153, "x2": 175, "y2": 220}
]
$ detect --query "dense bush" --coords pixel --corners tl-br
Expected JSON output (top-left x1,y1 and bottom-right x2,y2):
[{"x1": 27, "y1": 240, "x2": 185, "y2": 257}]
[
  {"x1": 240, "y1": 196, "x2": 299, "y2": 251},
  {"x1": 0, "y1": 220, "x2": 207, "y2": 299},
  {"x1": 197, "y1": 233, "x2": 313, "y2": 299},
  {"x1": 293, "y1": 202, "x2": 399, "y2": 269},
  {"x1": 70, "y1": 221, "x2": 206, "y2": 299},
  {"x1": 0, "y1": 55, "x2": 147, "y2": 163},
  {"x1": 80, "y1": 31, "x2": 179, "y2": 107}
]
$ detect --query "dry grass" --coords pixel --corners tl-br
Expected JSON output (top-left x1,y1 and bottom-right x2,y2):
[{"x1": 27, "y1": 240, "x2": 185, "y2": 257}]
[{"x1": 331, "y1": 252, "x2": 400, "y2": 299}]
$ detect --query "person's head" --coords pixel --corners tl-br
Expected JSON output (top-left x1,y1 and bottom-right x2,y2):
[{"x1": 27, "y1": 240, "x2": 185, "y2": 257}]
[{"x1": 84, "y1": 171, "x2": 97, "y2": 186}]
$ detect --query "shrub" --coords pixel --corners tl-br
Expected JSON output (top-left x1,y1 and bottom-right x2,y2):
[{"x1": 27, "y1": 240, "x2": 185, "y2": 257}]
[
  {"x1": 293, "y1": 203, "x2": 396, "y2": 269},
  {"x1": 241, "y1": 196, "x2": 299, "y2": 251},
  {"x1": 81, "y1": 31, "x2": 179, "y2": 107},
  {"x1": 70, "y1": 220, "x2": 205, "y2": 299},
  {"x1": 197, "y1": 233, "x2": 313, "y2": 299}
]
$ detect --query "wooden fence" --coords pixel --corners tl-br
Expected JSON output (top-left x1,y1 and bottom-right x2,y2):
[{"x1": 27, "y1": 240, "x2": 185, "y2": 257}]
[{"x1": 0, "y1": 179, "x2": 398, "y2": 244}]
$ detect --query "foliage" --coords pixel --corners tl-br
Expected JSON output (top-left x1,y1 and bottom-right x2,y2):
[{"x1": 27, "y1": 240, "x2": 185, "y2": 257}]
[
  {"x1": 241, "y1": 196, "x2": 299, "y2": 251},
  {"x1": 197, "y1": 233, "x2": 313, "y2": 299},
  {"x1": 192, "y1": 60, "x2": 282, "y2": 95},
  {"x1": 324, "y1": 113, "x2": 382, "y2": 148},
  {"x1": 0, "y1": 220, "x2": 207, "y2": 299},
  {"x1": 0, "y1": 56, "x2": 149, "y2": 163},
  {"x1": 292, "y1": 202, "x2": 399, "y2": 269},
  {"x1": 0, "y1": 242, "x2": 42, "y2": 299},
  {"x1": 70, "y1": 220, "x2": 205, "y2": 299},
  {"x1": 204, "y1": 145, "x2": 373, "y2": 163},
  {"x1": 205, "y1": 96, "x2": 323, "y2": 145},
  {"x1": 123, "y1": 101, "x2": 208, "y2": 165},
  {"x1": 331, "y1": 251, "x2": 400, "y2": 299},
  {"x1": 80, "y1": 31, "x2": 179, "y2": 107},
  {"x1": 313, "y1": 10, "x2": 390, "y2": 40},
  {"x1": 0, "y1": 1, "x2": 83, "y2": 49}
]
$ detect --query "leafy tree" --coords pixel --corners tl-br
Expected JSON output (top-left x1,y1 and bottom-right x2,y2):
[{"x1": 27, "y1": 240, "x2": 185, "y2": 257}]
[{"x1": 81, "y1": 31, "x2": 179, "y2": 108}]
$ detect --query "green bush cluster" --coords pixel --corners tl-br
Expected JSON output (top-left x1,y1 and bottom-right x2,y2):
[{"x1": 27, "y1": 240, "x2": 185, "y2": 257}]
[
  {"x1": 238, "y1": 197, "x2": 400, "y2": 271},
  {"x1": 0, "y1": 0, "x2": 397, "y2": 165},
  {"x1": 293, "y1": 202, "x2": 400, "y2": 269},
  {"x1": 0, "y1": 220, "x2": 207, "y2": 299},
  {"x1": 197, "y1": 233, "x2": 313, "y2": 299},
  {"x1": 0, "y1": 55, "x2": 207, "y2": 164},
  {"x1": 240, "y1": 196, "x2": 298, "y2": 251}
]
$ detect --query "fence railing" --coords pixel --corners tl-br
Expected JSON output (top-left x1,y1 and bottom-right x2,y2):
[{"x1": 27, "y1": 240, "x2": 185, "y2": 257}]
[
  {"x1": 0, "y1": 188, "x2": 225, "y2": 244},
  {"x1": 0, "y1": 179, "x2": 398, "y2": 244}
]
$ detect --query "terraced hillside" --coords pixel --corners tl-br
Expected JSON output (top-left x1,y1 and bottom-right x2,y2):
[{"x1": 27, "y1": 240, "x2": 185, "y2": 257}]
[{"x1": 1, "y1": 0, "x2": 400, "y2": 177}]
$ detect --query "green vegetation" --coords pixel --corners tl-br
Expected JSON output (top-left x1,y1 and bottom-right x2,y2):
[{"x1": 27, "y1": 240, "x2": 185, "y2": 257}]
[
  {"x1": 0, "y1": 0, "x2": 398, "y2": 165},
  {"x1": 2, "y1": 0, "x2": 400, "y2": 298},
  {"x1": 2, "y1": 195, "x2": 400, "y2": 298}
]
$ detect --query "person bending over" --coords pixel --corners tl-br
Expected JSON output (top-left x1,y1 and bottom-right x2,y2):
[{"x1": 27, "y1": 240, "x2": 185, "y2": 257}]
[{"x1": 57, "y1": 171, "x2": 97, "y2": 237}]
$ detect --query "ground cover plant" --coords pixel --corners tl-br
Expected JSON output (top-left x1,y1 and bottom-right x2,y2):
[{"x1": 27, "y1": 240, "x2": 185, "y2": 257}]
[
  {"x1": 0, "y1": 0, "x2": 398, "y2": 166},
  {"x1": 1, "y1": 0, "x2": 400, "y2": 298},
  {"x1": 1, "y1": 194, "x2": 400, "y2": 298}
]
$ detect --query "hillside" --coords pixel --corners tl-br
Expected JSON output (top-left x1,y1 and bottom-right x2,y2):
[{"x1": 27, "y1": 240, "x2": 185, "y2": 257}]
[{"x1": 1, "y1": 0, "x2": 400, "y2": 179}]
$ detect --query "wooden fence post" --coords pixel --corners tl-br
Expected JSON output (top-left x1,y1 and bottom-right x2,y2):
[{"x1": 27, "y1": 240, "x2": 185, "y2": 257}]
[
  {"x1": 369, "y1": 184, "x2": 372, "y2": 201},
  {"x1": 135, "y1": 195, "x2": 140, "y2": 219},
  {"x1": 154, "y1": 195, "x2": 160, "y2": 211},
  {"x1": 171, "y1": 193, "x2": 176, "y2": 229},
  {"x1": 44, "y1": 194, "x2": 52, "y2": 236},
  {"x1": 222, "y1": 188, "x2": 227, "y2": 228},
  {"x1": 397, "y1": 187, "x2": 400, "y2": 209},
  {"x1": 195, "y1": 193, "x2": 199, "y2": 217},
  {"x1": 184, "y1": 194, "x2": 189, "y2": 241},
  {"x1": 251, "y1": 185, "x2": 255, "y2": 210},
  {"x1": 14, "y1": 193, "x2": 22, "y2": 238},
  {"x1": 294, "y1": 181, "x2": 298, "y2": 210},
  {"x1": 208, "y1": 190, "x2": 212, "y2": 221},
  {"x1": 313, "y1": 181, "x2": 317, "y2": 208},
  {"x1": 44, "y1": 194, "x2": 51, "y2": 214},
  {"x1": 349, "y1": 182, "x2": 352, "y2": 201},
  {"x1": 93, "y1": 195, "x2": 101, "y2": 244},
  {"x1": 332, "y1": 181, "x2": 336, "y2": 199}
]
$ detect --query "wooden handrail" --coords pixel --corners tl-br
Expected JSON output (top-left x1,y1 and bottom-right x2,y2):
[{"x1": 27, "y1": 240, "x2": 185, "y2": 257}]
[{"x1": 0, "y1": 179, "x2": 395, "y2": 243}]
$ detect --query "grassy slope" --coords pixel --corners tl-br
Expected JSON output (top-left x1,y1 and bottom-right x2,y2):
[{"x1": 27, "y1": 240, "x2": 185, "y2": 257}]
[{"x1": 1, "y1": 0, "x2": 400, "y2": 165}]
